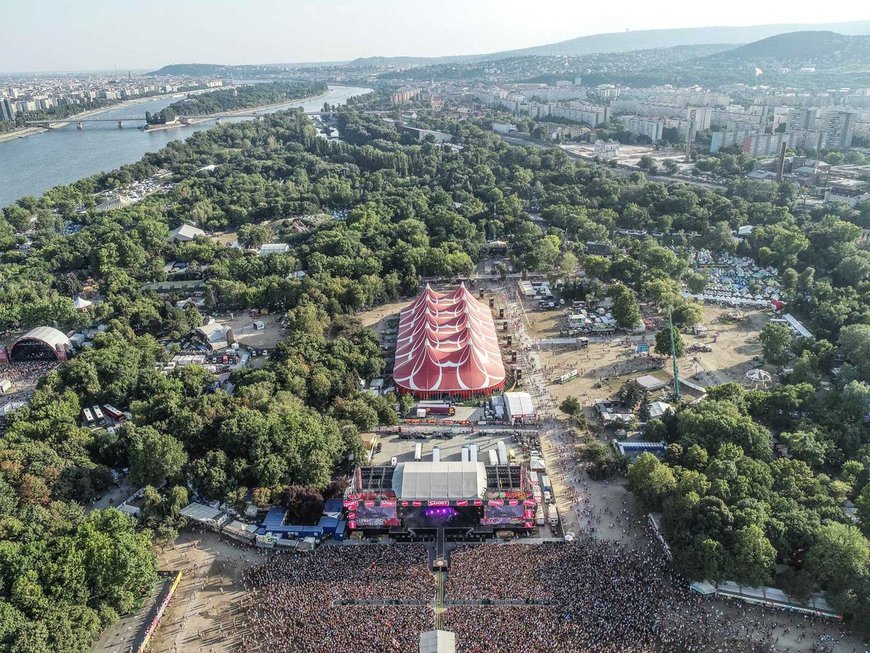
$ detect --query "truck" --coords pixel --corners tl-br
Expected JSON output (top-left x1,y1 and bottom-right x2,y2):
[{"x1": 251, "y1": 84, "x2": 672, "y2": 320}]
[
  {"x1": 497, "y1": 440, "x2": 508, "y2": 465},
  {"x1": 487, "y1": 449, "x2": 499, "y2": 466},
  {"x1": 417, "y1": 401, "x2": 456, "y2": 416},
  {"x1": 414, "y1": 442, "x2": 422, "y2": 462},
  {"x1": 432, "y1": 446, "x2": 441, "y2": 463},
  {"x1": 469, "y1": 444, "x2": 478, "y2": 462},
  {"x1": 548, "y1": 505, "x2": 559, "y2": 528},
  {"x1": 541, "y1": 475, "x2": 553, "y2": 502},
  {"x1": 535, "y1": 505, "x2": 545, "y2": 526},
  {"x1": 540, "y1": 474, "x2": 552, "y2": 492},
  {"x1": 461, "y1": 446, "x2": 470, "y2": 463}
]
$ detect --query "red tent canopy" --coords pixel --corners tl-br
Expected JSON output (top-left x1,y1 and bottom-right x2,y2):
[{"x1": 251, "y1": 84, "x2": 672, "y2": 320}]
[{"x1": 393, "y1": 285, "x2": 505, "y2": 398}]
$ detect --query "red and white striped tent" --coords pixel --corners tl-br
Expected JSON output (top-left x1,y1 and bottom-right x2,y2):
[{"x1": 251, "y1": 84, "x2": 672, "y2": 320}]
[{"x1": 393, "y1": 284, "x2": 505, "y2": 398}]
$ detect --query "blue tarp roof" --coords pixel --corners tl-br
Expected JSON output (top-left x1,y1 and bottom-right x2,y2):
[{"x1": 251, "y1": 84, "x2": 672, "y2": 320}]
[
  {"x1": 262, "y1": 506, "x2": 288, "y2": 529},
  {"x1": 323, "y1": 498, "x2": 343, "y2": 513}
]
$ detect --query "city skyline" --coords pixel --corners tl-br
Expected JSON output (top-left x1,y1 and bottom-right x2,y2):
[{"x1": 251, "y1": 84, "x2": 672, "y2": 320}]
[{"x1": 1, "y1": 0, "x2": 869, "y2": 72}]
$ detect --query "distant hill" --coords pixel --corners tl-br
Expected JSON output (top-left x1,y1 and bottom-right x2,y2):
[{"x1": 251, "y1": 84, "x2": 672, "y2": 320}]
[
  {"x1": 149, "y1": 63, "x2": 232, "y2": 76},
  {"x1": 486, "y1": 21, "x2": 870, "y2": 59},
  {"x1": 709, "y1": 31, "x2": 870, "y2": 62},
  {"x1": 147, "y1": 20, "x2": 870, "y2": 75},
  {"x1": 345, "y1": 20, "x2": 870, "y2": 68}
]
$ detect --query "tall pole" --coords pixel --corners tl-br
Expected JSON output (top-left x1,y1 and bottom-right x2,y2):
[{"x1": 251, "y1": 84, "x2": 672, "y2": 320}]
[{"x1": 669, "y1": 305, "x2": 681, "y2": 400}]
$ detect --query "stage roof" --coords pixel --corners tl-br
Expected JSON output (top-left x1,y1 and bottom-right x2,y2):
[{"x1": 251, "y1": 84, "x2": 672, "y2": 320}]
[
  {"x1": 392, "y1": 462, "x2": 487, "y2": 501},
  {"x1": 13, "y1": 326, "x2": 71, "y2": 351}
]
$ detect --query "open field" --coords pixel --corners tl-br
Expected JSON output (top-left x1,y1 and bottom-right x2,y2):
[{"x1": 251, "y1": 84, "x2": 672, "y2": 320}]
[
  {"x1": 220, "y1": 312, "x2": 286, "y2": 350},
  {"x1": 357, "y1": 300, "x2": 407, "y2": 329},
  {"x1": 523, "y1": 304, "x2": 771, "y2": 415}
]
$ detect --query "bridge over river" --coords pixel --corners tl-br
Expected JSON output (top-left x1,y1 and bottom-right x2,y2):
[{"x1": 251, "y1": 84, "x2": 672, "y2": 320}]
[{"x1": 26, "y1": 109, "x2": 383, "y2": 130}]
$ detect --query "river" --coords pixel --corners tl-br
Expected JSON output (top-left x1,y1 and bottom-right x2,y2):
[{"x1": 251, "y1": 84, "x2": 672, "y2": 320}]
[{"x1": 0, "y1": 85, "x2": 371, "y2": 208}]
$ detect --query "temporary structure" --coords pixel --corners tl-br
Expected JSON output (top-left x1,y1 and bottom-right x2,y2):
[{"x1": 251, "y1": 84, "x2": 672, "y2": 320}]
[{"x1": 393, "y1": 285, "x2": 505, "y2": 398}]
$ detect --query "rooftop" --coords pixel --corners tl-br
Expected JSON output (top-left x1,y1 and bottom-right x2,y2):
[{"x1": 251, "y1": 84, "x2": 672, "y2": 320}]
[{"x1": 391, "y1": 462, "x2": 487, "y2": 501}]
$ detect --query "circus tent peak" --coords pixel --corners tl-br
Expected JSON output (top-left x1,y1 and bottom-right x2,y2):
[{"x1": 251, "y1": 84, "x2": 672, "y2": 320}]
[{"x1": 393, "y1": 286, "x2": 505, "y2": 397}]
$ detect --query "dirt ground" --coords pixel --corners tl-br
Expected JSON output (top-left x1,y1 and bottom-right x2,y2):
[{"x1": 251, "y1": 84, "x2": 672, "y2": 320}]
[
  {"x1": 357, "y1": 300, "x2": 407, "y2": 329},
  {"x1": 148, "y1": 530, "x2": 265, "y2": 653},
  {"x1": 525, "y1": 304, "x2": 771, "y2": 416},
  {"x1": 219, "y1": 312, "x2": 287, "y2": 350}
]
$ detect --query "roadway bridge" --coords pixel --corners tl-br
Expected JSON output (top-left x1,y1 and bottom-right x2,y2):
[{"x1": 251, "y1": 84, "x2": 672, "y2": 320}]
[
  {"x1": 27, "y1": 113, "x2": 283, "y2": 129},
  {"x1": 26, "y1": 109, "x2": 382, "y2": 130}
]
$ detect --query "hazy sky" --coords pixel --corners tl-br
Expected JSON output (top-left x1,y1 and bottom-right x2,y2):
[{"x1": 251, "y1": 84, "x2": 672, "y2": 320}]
[{"x1": 1, "y1": 0, "x2": 868, "y2": 72}]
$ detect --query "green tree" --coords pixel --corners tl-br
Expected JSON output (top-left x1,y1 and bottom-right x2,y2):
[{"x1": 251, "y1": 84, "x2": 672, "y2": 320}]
[
  {"x1": 843, "y1": 382, "x2": 870, "y2": 419},
  {"x1": 559, "y1": 251, "x2": 579, "y2": 278},
  {"x1": 840, "y1": 325, "x2": 870, "y2": 366},
  {"x1": 643, "y1": 278, "x2": 682, "y2": 307},
  {"x1": 654, "y1": 326, "x2": 684, "y2": 358},
  {"x1": 672, "y1": 302, "x2": 703, "y2": 329},
  {"x1": 611, "y1": 285, "x2": 641, "y2": 330},
  {"x1": 560, "y1": 396, "x2": 582, "y2": 417},
  {"x1": 806, "y1": 522, "x2": 870, "y2": 593},
  {"x1": 760, "y1": 322, "x2": 794, "y2": 365},
  {"x1": 126, "y1": 426, "x2": 188, "y2": 487},
  {"x1": 627, "y1": 452, "x2": 676, "y2": 510},
  {"x1": 732, "y1": 524, "x2": 776, "y2": 586}
]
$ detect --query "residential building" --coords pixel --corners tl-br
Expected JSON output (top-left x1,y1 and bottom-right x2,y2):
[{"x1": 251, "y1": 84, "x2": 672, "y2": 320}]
[
  {"x1": 620, "y1": 116, "x2": 665, "y2": 142},
  {"x1": 167, "y1": 224, "x2": 206, "y2": 242},
  {"x1": 0, "y1": 98, "x2": 15, "y2": 122},
  {"x1": 823, "y1": 111, "x2": 855, "y2": 150}
]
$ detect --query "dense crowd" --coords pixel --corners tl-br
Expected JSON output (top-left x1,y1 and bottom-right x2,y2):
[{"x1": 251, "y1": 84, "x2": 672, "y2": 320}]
[
  {"x1": 236, "y1": 536, "x2": 854, "y2": 653},
  {"x1": 444, "y1": 539, "x2": 849, "y2": 653},
  {"x1": 239, "y1": 544, "x2": 434, "y2": 652},
  {"x1": 3, "y1": 359, "x2": 57, "y2": 384}
]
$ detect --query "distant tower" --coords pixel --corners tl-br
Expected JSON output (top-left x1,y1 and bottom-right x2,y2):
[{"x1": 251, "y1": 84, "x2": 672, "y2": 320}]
[{"x1": 684, "y1": 108, "x2": 696, "y2": 163}]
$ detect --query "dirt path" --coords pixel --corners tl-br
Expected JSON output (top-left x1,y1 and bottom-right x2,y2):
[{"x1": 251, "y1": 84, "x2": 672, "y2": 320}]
[{"x1": 148, "y1": 531, "x2": 264, "y2": 653}]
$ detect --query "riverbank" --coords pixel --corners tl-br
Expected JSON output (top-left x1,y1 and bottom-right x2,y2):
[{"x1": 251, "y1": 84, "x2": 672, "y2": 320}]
[
  {"x1": 0, "y1": 85, "x2": 372, "y2": 208},
  {"x1": 0, "y1": 127, "x2": 47, "y2": 143},
  {"x1": 3, "y1": 87, "x2": 224, "y2": 142}
]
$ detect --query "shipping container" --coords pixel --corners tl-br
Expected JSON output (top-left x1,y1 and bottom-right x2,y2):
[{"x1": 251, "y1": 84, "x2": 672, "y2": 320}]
[{"x1": 548, "y1": 505, "x2": 559, "y2": 528}]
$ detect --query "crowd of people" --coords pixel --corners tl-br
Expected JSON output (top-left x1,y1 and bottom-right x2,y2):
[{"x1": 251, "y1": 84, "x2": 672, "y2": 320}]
[
  {"x1": 239, "y1": 544, "x2": 434, "y2": 652},
  {"x1": 235, "y1": 537, "x2": 854, "y2": 653},
  {"x1": 3, "y1": 359, "x2": 57, "y2": 385},
  {"x1": 445, "y1": 538, "x2": 855, "y2": 653}
]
